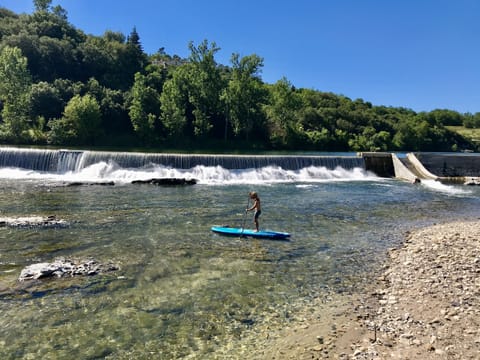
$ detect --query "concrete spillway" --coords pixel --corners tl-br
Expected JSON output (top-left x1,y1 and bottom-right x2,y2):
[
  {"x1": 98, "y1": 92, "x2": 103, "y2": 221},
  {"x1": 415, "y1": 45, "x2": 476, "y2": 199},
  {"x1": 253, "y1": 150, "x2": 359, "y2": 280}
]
[
  {"x1": 361, "y1": 152, "x2": 480, "y2": 184},
  {"x1": 0, "y1": 147, "x2": 478, "y2": 184},
  {"x1": 0, "y1": 147, "x2": 365, "y2": 172}
]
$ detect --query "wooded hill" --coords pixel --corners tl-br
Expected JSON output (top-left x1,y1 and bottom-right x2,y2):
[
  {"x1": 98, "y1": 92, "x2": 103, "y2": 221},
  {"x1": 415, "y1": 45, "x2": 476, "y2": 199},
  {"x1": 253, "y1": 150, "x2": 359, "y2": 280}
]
[{"x1": 0, "y1": 1, "x2": 478, "y2": 152}]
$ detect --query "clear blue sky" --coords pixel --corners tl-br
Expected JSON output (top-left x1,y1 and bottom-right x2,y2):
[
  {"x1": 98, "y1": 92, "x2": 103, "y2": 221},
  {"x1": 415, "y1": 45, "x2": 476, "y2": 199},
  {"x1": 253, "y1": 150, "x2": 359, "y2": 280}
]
[{"x1": 2, "y1": 0, "x2": 480, "y2": 114}]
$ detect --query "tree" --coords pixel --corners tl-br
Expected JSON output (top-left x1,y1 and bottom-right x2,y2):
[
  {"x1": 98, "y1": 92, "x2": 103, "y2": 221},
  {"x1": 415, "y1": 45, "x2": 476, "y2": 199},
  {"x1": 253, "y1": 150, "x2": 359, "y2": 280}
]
[
  {"x1": 127, "y1": 26, "x2": 142, "y2": 50},
  {"x1": 348, "y1": 127, "x2": 391, "y2": 151},
  {"x1": 264, "y1": 77, "x2": 302, "y2": 147},
  {"x1": 129, "y1": 72, "x2": 160, "y2": 143},
  {"x1": 33, "y1": 0, "x2": 52, "y2": 12},
  {"x1": 160, "y1": 40, "x2": 224, "y2": 140},
  {"x1": 47, "y1": 94, "x2": 101, "y2": 145},
  {"x1": 120, "y1": 27, "x2": 147, "y2": 87},
  {"x1": 187, "y1": 40, "x2": 224, "y2": 138},
  {"x1": 79, "y1": 35, "x2": 115, "y2": 83},
  {"x1": 30, "y1": 81, "x2": 64, "y2": 122},
  {"x1": 0, "y1": 46, "x2": 32, "y2": 141},
  {"x1": 160, "y1": 65, "x2": 190, "y2": 138},
  {"x1": 223, "y1": 53, "x2": 267, "y2": 141}
]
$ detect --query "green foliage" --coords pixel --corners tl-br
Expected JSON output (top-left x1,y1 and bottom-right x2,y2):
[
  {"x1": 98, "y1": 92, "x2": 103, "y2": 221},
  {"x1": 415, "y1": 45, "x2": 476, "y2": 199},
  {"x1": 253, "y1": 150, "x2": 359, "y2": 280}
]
[
  {"x1": 129, "y1": 72, "x2": 159, "y2": 144},
  {"x1": 349, "y1": 128, "x2": 391, "y2": 152},
  {"x1": 446, "y1": 126, "x2": 480, "y2": 147},
  {"x1": 264, "y1": 78, "x2": 302, "y2": 148},
  {"x1": 161, "y1": 40, "x2": 224, "y2": 140},
  {"x1": 426, "y1": 109, "x2": 463, "y2": 126},
  {"x1": 30, "y1": 81, "x2": 63, "y2": 122},
  {"x1": 33, "y1": 0, "x2": 52, "y2": 12},
  {"x1": 0, "y1": 45, "x2": 32, "y2": 141},
  {"x1": 223, "y1": 53, "x2": 267, "y2": 141},
  {"x1": 187, "y1": 40, "x2": 224, "y2": 138},
  {"x1": 463, "y1": 112, "x2": 480, "y2": 128},
  {"x1": 160, "y1": 65, "x2": 190, "y2": 138},
  {"x1": 47, "y1": 94, "x2": 101, "y2": 145},
  {"x1": 0, "y1": 2, "x2": 476, "y2": 151}
]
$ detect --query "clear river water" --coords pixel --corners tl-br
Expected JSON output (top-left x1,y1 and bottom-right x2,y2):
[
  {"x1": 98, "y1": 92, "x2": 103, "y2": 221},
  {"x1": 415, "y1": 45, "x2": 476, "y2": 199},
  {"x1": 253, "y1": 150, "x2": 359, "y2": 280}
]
[{"x1": 0, "y1": 148, "x2": 479, "y2": 359}]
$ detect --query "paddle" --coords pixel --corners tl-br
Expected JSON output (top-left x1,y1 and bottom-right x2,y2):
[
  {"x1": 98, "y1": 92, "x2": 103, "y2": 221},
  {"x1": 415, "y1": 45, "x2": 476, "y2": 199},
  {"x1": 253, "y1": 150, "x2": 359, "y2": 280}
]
[{"x1": 241, "y1": 196, "x2": 249, "y2": 237}]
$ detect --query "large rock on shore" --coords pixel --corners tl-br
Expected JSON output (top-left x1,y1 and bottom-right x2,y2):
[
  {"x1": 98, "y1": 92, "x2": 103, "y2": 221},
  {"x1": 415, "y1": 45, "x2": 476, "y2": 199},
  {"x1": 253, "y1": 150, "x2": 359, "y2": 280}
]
[{"x1": 18, "y1": 258, "x2": 119, "y2": 281}]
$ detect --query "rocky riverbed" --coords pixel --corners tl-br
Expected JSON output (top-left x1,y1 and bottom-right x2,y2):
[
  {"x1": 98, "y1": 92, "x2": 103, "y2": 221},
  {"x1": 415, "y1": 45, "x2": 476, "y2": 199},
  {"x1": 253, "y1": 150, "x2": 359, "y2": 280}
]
[
  {"x1": 345, "y1": 220, "x2": 480, "y2": 360},
  {"x1": 18, "y1": 257, "x2": 119, "y2": 281},
  {"x1": 220, "y1": 220, "x2": 480, "y2": 359}
]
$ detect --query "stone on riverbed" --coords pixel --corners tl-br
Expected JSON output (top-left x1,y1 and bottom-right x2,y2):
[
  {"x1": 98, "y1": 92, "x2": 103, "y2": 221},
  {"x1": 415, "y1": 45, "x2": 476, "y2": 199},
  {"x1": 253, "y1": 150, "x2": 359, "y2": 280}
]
[
  {"x1": 65, "y1": 181, "x2": 115, "y2": 187},
  {"x1": 131, "y1": 178, "x2": 197, "y2": 186},
  {"x1": 18, "y1": 258, "x2": 119, "y2": 281},
  {"x1": 0, "y1": 215, "x2": 69, "y2": 229}
]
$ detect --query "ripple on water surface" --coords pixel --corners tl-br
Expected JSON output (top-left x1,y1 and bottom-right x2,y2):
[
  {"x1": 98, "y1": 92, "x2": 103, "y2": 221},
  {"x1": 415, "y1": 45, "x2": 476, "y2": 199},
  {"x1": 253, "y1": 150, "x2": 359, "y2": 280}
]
[{"x1": 1, "y1": 178, "x2": 480, "y2": 358}]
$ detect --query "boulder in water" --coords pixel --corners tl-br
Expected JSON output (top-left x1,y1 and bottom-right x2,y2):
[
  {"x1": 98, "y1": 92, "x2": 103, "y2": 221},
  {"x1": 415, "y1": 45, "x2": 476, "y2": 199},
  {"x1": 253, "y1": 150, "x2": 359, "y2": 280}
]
[
  {"x1": 464, "y1": 177, "x2": 480, "y2": 186},
  {"x1": 18, "y1": 258, "x2": 119, "y2": 281},
  {"x1": 131, "y1": 178, "x2": 197, "y2": 186},
  {"x1": 65, "y1": 181, "x2": 115, "y2": 187},
  {"x1": 0, "y1": 215, "x2": 69, "y2": 228}
]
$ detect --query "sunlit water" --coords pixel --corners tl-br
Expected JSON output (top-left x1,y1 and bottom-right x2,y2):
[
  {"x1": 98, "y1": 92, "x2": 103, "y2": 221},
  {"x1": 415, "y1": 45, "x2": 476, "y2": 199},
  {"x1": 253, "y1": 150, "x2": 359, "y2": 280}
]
[{"x1": 1, "y1": 159, "x2": 479, "y2": 359}]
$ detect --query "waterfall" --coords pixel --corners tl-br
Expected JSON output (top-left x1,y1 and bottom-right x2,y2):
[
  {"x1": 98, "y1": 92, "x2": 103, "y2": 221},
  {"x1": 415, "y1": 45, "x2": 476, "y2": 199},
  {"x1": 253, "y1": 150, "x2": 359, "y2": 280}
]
[
  {"x1": 79, "y1": 151, "x2": 364, "y2": 170},
  {"x1": 0, "y1": 147, "x2": 59, "y2": 172},
  {"x1": 0, "y1": 147, "x2": 365, "y2": 172},
  {"x1": 57, "y1": 150, "x2": 85, "y2": 173}
]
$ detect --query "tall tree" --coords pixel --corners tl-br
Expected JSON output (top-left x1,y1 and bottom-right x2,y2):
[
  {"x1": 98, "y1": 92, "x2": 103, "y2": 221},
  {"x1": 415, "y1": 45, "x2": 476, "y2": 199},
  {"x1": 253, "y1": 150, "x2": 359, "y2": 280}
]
[
  {"x1": 160, "y1": 40, "x2": 224, "y2": 139},
  {"x1": 127, "y1": 26, "x2": 142, "y2": 50},
  {"x1": 129, "y1": 72, "x2": 159, "y2": 144},
  {"x1": 122, "y1": 27, "x2": 147, "y2": 84},
  {"x1": 187, "y1": 40, "x2": 224, "y2": 137},
  {"x1": 264, "y1": 77, "x2": 302, "y2": 147},
  {"x1": 160, "y1": 65, "x2": 190, "y2": 138},
  {"x1": 33, "y1": 0, "x2": 52, "y2": 12},
  {"x1": 0, "y1": 46, "x2": 32, "y2": 141},
  {"x1": 223, "y1": 53, "x2": 266, "y2": 141}
]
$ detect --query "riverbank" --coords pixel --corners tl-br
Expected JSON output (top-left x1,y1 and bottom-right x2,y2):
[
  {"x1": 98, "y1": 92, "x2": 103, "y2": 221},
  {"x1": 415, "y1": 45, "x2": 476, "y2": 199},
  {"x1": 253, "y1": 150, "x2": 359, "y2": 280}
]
[
  {"x1": 345, "y1": 220, "x2": 480, "y2": 360},
  {"x1": 240, "y1": 220, "x2": 480, "y2": 359}
]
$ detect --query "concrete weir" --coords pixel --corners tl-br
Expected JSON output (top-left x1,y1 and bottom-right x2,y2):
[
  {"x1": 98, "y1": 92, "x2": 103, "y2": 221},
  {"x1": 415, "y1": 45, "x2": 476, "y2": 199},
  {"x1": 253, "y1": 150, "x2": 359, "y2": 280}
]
[{"x1": 361, "y1": 152, "x2": 480, "y2": 185}]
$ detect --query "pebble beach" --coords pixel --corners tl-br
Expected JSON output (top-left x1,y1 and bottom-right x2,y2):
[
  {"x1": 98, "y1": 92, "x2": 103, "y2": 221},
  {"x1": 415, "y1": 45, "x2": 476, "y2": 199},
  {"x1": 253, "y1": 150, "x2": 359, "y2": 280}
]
[
  {"x1": 230, "y1": 220, "x2": 480, "y2": 359},
  {"x1": 347, "y1": 220, "x2": 480, "y2": 360}
]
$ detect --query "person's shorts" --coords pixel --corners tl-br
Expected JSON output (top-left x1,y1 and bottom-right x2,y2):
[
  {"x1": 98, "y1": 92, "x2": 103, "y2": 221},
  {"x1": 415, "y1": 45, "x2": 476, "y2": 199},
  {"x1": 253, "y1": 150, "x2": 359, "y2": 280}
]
[{"x1": 254, "y1": 210, "x2": 261, "y2": 219}]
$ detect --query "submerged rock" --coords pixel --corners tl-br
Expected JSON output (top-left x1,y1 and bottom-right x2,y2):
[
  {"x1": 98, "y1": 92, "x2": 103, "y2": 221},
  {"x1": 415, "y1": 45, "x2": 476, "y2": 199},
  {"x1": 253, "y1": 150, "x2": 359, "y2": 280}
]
[
  {"x1": 131, "y1": 178, "x2": 197, "y2": 186},
  {"x1": 464, "y1": 177, "x2": 480, "y2": 185},
  {"x1": 0, "y1": 215, "x2": 69, "y2": 229},
  {"x1": 66, "y1": 181, "x2": 115, "y2": 187},
  {"x1": 18, "y1": 258, "x2": 119, "y2": 281}
]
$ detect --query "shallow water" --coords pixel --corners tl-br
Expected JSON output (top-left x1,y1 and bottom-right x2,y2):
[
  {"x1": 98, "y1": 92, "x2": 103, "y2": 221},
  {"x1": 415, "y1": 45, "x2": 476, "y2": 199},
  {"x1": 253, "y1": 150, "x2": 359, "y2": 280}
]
[{"x1": 0, "y1": 162, "x2": 479, "y2": 359}]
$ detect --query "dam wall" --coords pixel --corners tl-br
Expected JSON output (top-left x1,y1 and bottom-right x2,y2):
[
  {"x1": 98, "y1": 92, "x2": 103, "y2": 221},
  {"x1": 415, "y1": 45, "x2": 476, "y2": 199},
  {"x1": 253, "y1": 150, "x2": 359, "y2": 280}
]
[
  {"x1": 391, "y1": 154, "x2": 418, "y2": 183},
  {"x1": 0, "y1": 147, "x2": 365, "y2": 172},
  {"x1": 415, "y1": 153, "x2": 480, "y2": 177},
  {"x1": 360, "y1": 152, "x2": 394, "y2": 177},
  {"x1": 1, "y1": 147, "x2": 478, "y2": 181}
]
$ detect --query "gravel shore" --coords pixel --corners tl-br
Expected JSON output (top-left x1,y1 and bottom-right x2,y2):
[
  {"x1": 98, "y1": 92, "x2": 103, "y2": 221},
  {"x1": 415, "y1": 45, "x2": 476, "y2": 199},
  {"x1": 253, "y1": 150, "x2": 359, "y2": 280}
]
[
  {"x1": 346, "y1": 220, "x2": 480, "y2": 360},
  {"x1": 242, "y1": 220, "x2": 480, "y2": 359}
]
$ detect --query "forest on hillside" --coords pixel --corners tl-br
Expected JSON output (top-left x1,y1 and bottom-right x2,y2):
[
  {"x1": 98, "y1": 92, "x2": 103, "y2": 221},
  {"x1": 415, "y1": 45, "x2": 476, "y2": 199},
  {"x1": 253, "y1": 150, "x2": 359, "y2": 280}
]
[{"x1": 0, "y1": 0, "x2": 478, "y2": 152}]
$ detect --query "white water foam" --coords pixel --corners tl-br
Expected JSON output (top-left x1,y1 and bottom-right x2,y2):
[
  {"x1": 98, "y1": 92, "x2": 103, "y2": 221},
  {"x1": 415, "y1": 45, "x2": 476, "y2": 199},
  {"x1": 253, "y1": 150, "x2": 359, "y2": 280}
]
[
  {"x1": 421, "y1": 179, "x2": 472, "y2": 196},
  {"x1": 0, "y1": 161, "x2": 378, "y2": 185}
]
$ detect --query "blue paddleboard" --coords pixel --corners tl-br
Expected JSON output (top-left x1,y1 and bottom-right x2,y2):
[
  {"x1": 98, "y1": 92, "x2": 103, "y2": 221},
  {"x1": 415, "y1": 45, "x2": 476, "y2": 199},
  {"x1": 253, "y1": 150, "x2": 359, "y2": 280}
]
[{"x1": 211, "y1": 226, "x2": 290, "y2": 240}]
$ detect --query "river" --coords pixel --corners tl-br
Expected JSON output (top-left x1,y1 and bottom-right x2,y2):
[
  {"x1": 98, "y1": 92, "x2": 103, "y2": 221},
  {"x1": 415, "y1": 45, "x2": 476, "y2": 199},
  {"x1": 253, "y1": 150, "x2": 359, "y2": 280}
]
[{"x1": 0, "y1": 148, "x2": 479, "y2": 359}]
